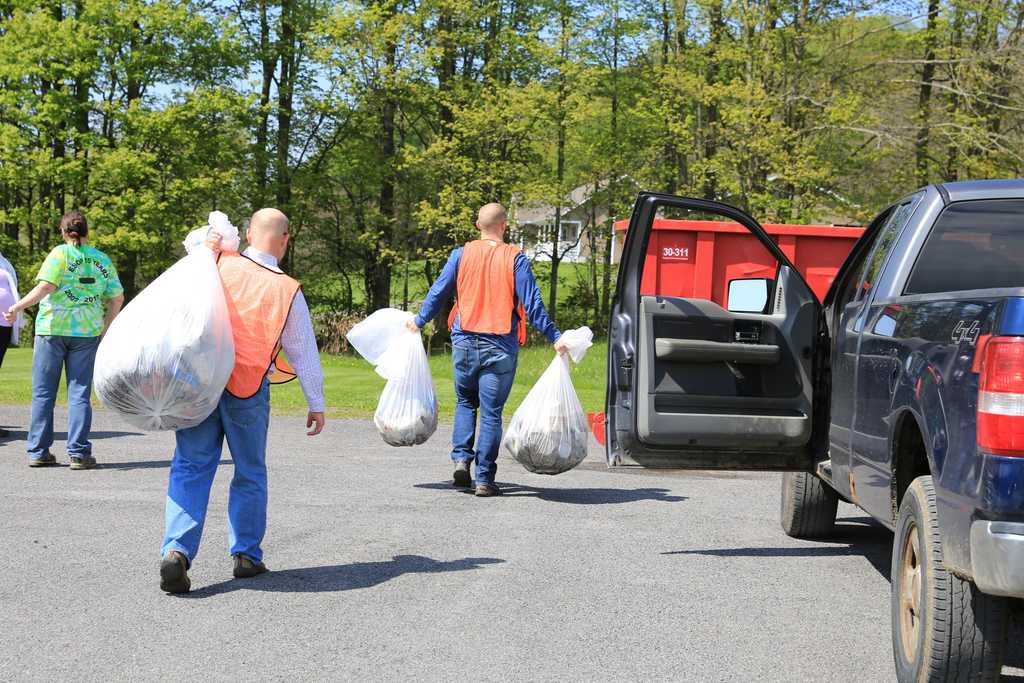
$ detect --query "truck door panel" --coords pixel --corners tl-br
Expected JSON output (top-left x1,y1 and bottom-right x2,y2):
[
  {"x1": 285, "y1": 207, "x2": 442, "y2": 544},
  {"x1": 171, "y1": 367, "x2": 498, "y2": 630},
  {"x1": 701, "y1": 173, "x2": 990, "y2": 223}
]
[
  {"x1": 607, "y1": 193, "x2": 824, "y2": 470},
  {"x1": 848, "y1": 196, "x2": 924, "y2": 521},
  {"x1": 823, "y1": 207, "x2": 895, "y2": 499}
]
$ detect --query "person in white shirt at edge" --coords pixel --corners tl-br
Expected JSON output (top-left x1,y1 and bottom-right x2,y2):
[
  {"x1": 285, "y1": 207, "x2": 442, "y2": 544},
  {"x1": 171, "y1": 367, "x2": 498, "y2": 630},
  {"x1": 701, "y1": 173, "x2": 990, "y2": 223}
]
[
  {"x1": 0, "y1": 250, "x2": 24, "y2": 439},
  {"x1": 159, "y1": 208, "x2": 326, "y2": 594}
]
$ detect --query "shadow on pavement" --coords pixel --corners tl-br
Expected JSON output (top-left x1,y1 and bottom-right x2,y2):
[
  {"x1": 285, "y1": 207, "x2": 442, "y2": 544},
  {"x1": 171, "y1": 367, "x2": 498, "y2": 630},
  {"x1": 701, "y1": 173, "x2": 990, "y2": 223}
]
[
  {"x1": 57, "y1": 430, "x2": 144, "y2": 440},
  {"x1": 0, "y1": 430, "x2": 143, "y2": 442},
  {"x1": 662, "y1": 516, "x2": 893, "y2": 580},
  {"x1": 0, "y1": 430, "x2": 143, "y2": 446},
  {"x1": 182, "y1": 555, "x2": 504, "y2": 598},
  {"x1": 99, "y1": 460, "x2": 231, "y2": 471},
  {"x1": 413, "y1": 481, "x2": 687, "y2": 505}
]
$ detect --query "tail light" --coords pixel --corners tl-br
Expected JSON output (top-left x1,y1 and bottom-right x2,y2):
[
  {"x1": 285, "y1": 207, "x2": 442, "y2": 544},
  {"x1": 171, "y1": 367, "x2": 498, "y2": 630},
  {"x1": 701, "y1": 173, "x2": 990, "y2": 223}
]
[{"x1": 977, "y1": 336, "x2": 1024, "y2": 456}]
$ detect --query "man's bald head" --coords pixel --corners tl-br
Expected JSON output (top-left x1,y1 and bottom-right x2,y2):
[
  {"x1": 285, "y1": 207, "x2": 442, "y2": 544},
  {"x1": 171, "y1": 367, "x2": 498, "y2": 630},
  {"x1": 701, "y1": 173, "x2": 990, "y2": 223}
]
[
  {"x1": 247, "y1": 207, "x2": 291, "y2": 260},
  {"x1": 476, "y1": 203, "x2": 508, "y2": 237}
]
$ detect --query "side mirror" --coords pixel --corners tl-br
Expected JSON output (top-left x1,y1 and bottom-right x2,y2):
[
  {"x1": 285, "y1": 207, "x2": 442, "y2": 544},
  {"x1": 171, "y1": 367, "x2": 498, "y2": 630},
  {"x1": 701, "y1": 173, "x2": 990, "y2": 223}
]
[{"x1": 727, "y1": 278, "x2": 773, "y2": 314}]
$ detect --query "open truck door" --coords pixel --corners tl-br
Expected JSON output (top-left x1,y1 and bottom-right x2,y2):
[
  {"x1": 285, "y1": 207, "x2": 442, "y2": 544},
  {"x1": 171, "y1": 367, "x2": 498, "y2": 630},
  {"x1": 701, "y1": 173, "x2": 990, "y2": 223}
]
[{"x1": 606, "y1": 193, "x2": 826, "y2": 470}]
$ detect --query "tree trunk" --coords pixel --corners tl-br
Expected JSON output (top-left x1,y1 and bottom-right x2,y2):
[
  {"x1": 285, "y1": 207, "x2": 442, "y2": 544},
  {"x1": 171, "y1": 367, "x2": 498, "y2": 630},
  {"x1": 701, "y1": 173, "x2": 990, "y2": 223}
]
[
  {"x1": 126, "y1": 21, "x2": 143, "y2": 105},
  {"x1": 370, "y1": 2, "x2": 398, "y2": 312},
  {"x1": 943, "y1": 7, "x2": 964, "y2": 181},
  {"x1": 548, "y1": 0, "x2": 569, "y2": 320},
  {"x1": 436, "y1": 7, "x2": 456, "y2": 135},
  {"x1": 601, "y1": 217, "x2": 613, "y2": 317},
  {"x1": 72, "y1": 0, "x2": 89, "y2": 204},
  {"x1": 276, "y1": 0, "x2": 296, "y2": 210},
  {"x1": 254, "y1": 0, "x2": 276, "y2": 208},
  {"x1": 915, "y1": 0, "x2": 939, "y2": 187},
  {"x1": 702, "y1": 0, "x2": 724, "y2": 200},
  {"x1": 548, "y1": 242, "x2": 561, "y2": 324},
  {"x1": 119, "y1": 251, "x2": 139, "y2": 302},
  {"x1": 659, "y1": 0, "x2": 678, "y2": 194},
  {"x1": 589, "y1": 198, "x2": 600, "y2": 325}
]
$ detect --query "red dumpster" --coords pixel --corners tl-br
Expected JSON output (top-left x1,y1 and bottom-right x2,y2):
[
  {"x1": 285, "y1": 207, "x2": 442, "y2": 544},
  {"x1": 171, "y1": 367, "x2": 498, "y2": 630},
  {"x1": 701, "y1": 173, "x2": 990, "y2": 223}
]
[
  {"x1": 590, "y1": 218, "x2": 865, "y2": 447},
  {"x1": 614, "y1": 218, "x2": 864, "y2": 306}
]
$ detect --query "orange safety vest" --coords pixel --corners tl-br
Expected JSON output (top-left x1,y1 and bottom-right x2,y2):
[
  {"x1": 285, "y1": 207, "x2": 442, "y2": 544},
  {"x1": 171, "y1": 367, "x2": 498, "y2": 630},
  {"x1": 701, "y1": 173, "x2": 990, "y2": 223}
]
[
  {"x1": 447, "y1": 240, "x2": 527, "y2": 346},
  {"x1": 217, "y1": 252, "x2": 300, "y2": 399}
]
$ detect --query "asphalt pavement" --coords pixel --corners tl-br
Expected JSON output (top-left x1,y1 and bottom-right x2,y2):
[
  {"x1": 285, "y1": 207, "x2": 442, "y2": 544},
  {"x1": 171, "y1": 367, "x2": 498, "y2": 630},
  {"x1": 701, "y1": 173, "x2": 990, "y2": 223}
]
[{"x1": 0, "y1": 406, "x2": 1020, "y2": 681}]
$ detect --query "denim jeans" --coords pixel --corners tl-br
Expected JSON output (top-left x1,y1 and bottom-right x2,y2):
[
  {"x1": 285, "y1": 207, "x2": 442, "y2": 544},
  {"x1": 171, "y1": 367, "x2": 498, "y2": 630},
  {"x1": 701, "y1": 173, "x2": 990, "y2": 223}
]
[
  {"x1": 451, "y1": 337, "x2": 518, "y2": 487},
  {"x1": 162, "y1": 381, "x2": 270, "y2": 563},
  {"x1": 28, "y1": 335, "x2": 100, "y2": 461}
]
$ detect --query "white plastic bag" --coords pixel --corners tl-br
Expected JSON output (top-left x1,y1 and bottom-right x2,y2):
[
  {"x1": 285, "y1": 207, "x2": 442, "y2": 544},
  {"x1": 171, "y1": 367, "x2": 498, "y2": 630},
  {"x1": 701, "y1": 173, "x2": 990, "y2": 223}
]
[
  {"x1": 94, "y1": 239, "x2": 235, "y2": 431},
  {"x1": 347, "y1": 308, "x2": 419, "y2": 377},
  {"x1": 502, "y1": 327, "x2": 594, "y2": 475},
  {"x1": 347, "y1": 308, "x2": 438, "y2": 446},
  {"x1": 181, "y1": 210, "x2": 241, "y2": 254}
]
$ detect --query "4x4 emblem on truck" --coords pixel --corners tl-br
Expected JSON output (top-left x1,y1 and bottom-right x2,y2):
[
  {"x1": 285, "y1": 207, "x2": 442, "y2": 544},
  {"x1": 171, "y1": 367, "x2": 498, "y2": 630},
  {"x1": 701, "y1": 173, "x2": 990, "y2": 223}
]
[{"x1": 952, "y1": 320, "x2": 981, "y2": 345}]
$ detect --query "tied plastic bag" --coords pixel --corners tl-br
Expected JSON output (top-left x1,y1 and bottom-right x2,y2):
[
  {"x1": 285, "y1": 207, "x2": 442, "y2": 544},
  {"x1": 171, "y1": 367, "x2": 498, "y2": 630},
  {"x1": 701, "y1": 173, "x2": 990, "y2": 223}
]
[
  {"x1": 181, "y1": 210, "x2": 241, "y2": 253},
  {"x1": 94, "y1": 213, "x2": 239, "y2": 431},
  {"x1": 502, "y1": 327, "x2": 594, "y2": 475},
  {"x1": 347, "y1": 308, "x2": 438, "y2": 446}
]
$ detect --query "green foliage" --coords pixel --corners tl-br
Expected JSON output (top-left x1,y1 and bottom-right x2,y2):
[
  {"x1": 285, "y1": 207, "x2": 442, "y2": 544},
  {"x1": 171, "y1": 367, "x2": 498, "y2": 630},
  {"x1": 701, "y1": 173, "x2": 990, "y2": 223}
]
[{"x1": 3, "y1": 0, "x2": 1024, "y2": 346}]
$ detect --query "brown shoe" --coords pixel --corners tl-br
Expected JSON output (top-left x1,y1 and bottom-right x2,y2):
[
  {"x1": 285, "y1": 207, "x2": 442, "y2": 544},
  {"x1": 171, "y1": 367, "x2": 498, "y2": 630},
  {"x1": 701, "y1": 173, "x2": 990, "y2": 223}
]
[
  {"x1": 233, "y1": 554, "x2": 269, "y2": 579},
  {"x1": 475, "y1": 484, "x2": 501, "y2": 497},
  {"x1": 70, "y1": 455, "x2": 97, "y2": 470},
  {"x1": 160, "y1": 551, "x2": 191, "y2": 594},
  {"x1": 28, "y1": 453, "x2": 58, "y2": 468}
]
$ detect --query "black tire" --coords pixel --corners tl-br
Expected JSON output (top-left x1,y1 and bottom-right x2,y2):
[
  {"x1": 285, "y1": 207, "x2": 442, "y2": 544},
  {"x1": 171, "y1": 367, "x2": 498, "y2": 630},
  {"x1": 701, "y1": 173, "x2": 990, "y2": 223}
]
[
  {"x1": 780, "y1": 471, "x2": 838, "y2": 539},
  {"x1": 891, "y1": 476, "x2": 1008, "y2": 682}
]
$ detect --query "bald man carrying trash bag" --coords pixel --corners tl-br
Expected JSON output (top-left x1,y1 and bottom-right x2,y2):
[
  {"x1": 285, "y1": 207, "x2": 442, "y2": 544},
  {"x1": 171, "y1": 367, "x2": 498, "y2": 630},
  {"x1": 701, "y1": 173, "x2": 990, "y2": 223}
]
[
  {"x1": 160, "y1": 208, "x2": 326, "y2": 594},
  {"x1": 408, "y1": 203, "x2": 569, "y2": 496}
]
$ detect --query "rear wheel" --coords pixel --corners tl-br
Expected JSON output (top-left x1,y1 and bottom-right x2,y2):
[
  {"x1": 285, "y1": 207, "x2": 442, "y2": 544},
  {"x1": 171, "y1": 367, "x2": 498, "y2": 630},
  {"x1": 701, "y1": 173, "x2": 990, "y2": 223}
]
[
  {"x1": 780, "y1": 471, "x2": 838, "y2": 539},
  {"x1": 891, "y1": 476, "x2": 1008, "y2": 682}
]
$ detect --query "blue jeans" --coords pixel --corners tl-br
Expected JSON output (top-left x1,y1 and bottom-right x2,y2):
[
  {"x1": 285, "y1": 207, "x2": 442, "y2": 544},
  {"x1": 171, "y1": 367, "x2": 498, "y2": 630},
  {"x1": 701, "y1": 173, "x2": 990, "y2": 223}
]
[
  {"x1": 162, "y1": 381, "x2": 270, "y2": 563},
  {"x1": 451, "y1": 337, "x2": 517, "y2": 487},
  {"x1": 28, "y1": 335, "x2": 100, "y2": 461}
]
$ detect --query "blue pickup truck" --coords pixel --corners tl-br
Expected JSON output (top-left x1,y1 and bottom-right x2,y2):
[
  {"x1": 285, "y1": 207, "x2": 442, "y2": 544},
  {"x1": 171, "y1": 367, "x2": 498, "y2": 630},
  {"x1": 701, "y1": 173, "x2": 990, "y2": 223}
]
[{"x1": 606, "y1": 181, "x2": 1024, "y2": 681}]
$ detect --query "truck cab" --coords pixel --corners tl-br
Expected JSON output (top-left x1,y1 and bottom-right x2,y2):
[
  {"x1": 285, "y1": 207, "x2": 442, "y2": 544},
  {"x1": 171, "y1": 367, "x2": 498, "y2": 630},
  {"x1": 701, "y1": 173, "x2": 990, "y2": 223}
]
[{"x1": 607, "y1": 183, "x2": 1024, "y2": 682}]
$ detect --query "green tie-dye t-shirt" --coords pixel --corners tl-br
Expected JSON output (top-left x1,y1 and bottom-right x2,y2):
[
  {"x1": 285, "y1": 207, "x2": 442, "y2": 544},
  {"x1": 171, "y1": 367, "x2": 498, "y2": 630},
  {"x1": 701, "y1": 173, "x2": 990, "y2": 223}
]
[{"x1": 35, "y1": 244, "x2": 123, "y2": 338}]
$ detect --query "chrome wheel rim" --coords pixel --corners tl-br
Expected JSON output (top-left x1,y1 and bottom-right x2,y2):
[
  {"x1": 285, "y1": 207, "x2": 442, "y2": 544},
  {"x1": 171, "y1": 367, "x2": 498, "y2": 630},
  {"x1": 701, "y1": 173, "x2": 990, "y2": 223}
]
[{"x1": 899, "y1": 523, "x2": 923, "y2": 660}]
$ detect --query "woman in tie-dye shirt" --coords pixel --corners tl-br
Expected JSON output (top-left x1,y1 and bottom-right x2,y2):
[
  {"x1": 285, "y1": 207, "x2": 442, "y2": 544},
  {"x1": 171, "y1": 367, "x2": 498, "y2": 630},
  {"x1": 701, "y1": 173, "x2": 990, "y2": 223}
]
[{"x1": 3, "y1": 211, "x2": 124, "y2": 469}]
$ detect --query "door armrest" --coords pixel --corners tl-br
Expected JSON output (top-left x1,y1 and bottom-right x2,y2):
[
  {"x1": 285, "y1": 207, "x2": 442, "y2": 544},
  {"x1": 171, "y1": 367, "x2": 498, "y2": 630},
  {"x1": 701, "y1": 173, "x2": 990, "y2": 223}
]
[{"x1": 655, "y1": 338, "x2": 781, "y2": 365}]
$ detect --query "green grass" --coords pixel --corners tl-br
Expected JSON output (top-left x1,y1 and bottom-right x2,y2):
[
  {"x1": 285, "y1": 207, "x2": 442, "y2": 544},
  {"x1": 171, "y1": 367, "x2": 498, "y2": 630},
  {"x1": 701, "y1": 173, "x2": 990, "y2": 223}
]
[{"x1": 0, "y1": 342, "x2": 608, "y2": 421}]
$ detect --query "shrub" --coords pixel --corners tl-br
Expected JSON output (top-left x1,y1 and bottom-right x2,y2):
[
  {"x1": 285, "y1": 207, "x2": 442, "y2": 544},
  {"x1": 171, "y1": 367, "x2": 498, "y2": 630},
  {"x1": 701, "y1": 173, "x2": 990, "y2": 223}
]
[{"x1": 310, "y1": 311, "x2": 363, "y2": 354}]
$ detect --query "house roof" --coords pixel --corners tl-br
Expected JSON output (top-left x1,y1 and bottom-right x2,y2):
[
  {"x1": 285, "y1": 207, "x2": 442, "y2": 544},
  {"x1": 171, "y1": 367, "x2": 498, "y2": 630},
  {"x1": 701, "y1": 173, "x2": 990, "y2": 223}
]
[{"x1": 513, "y1": 178, "x2": 635, "y2": 224}]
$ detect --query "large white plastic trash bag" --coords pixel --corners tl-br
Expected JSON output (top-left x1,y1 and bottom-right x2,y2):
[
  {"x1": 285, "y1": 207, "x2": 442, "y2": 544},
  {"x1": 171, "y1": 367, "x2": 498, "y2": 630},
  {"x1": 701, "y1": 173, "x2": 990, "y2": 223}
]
[
  {"x1": 347, "y1": 308, "x2": 438, "y2": 446},
  {"x1": 502, "y1": 326, "x2": 594, "y2": 475},
  {"x1": 94, "y1": 212, "x2": 239, "y2": 431}
]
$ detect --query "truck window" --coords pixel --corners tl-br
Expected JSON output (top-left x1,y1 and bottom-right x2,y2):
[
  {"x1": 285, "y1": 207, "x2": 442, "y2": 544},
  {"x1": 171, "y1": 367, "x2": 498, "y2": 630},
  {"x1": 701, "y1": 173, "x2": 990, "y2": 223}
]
[
  {"x1": 905, "y1": 198, "x2": 1024, "y2": 295},
  {"x1": 638, "y1": 206, "x2": 780, "y2": 309},
  {"x1": 832, "y1": 207, "x2": 894, "y2": 311},
  {"x1": 857, "y1": 200, "x2": 916, "y2": 302}
]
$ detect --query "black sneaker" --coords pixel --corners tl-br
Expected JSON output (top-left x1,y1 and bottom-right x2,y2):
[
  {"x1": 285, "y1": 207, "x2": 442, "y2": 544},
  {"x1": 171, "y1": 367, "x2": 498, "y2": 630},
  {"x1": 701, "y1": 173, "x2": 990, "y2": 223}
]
[
  {"x1": 233, "y1": 554, "x2": 269, "y2": 579},
  {"x1": 453, "y1": 461, "x2": 472, "y2": 488},
  {"x1": 475, "y1": 483, "x2": 502, "y2": 497},
  {"x1": 28, "y1": 453, "x2": 57, "y2": 467},
  {"x1": 69, "y1": 455, "x2": 97, "y2": 470},
  {"x1": 160, "y1": 551, "x2": 191, "y2": 594}
]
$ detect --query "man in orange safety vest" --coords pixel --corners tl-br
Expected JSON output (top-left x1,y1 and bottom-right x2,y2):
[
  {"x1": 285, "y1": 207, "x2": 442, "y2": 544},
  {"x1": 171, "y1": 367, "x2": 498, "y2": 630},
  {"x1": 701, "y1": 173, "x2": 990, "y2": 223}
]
[
  {"x1": 159, "y1": 208, "x2": 326, "y2": 594},
  {"x1": 409, "y1": 203, "x2": 568, "y2": 496}
]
